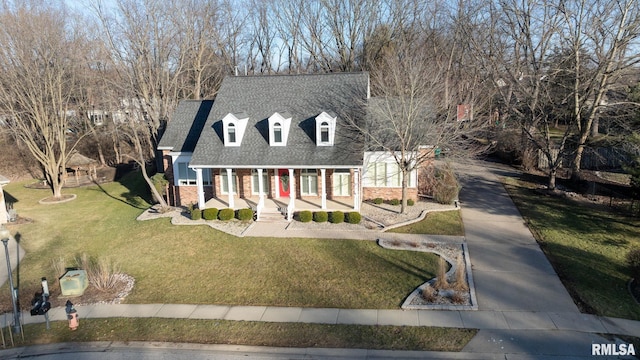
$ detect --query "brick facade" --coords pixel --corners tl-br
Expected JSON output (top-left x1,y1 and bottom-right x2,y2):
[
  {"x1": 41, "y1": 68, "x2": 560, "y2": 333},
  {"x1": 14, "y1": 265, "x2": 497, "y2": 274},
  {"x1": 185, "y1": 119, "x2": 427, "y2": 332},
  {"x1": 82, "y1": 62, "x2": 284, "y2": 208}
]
[{"x1": 362, "y1": 187, "x2": 418, "y2": 202}]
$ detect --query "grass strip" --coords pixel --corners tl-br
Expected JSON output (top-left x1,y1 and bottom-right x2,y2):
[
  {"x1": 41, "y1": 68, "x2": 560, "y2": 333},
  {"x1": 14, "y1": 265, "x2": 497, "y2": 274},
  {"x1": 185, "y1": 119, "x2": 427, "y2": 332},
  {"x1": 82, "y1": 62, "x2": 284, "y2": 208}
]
[
  {"x1": 389, "y1": 210, "x2": 464, "y2": 236},
  {"x1": 16, "y1": 319, "x2": 477, "y2": 352},
  {"x1": 503, "y1": 177, "x2": 640, "y2": 320}
]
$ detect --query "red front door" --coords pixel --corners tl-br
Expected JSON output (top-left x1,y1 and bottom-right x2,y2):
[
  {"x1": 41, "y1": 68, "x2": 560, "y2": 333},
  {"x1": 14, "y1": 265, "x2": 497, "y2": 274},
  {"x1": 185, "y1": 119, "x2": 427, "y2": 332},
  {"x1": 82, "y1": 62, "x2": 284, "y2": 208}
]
[{"x1": 278, "y1": 169, "x2": 290, "y2": 197}]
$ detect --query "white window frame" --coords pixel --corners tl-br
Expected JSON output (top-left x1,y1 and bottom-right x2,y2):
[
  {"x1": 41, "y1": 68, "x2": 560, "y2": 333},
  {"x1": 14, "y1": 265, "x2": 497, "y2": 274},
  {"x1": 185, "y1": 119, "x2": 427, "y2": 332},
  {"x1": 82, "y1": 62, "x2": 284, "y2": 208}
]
[
  {"x1": 251, "y1": 169, "x2": 269, "y2": 195},
  {"x1": 300, "y1": 169, "x2": 318, "y2": 195},
  {"x1": 176, "y1": 162, "x2": 212, "y2": 186},
  {"x1": 268, "y1": 112, "x2": 292, "y2": 146},
  {"x1": 315, "y1": 112, "x2": 336, "y2": 146},
  {"x1": 220, "y1": 169, "x2": 237, "y2": 194},
  {"x1": 222, "y1": 112, "x2": 249, "y2": 146},
  {"x1": 273, "y1": 122, "x2": 283, "y2": 144},
  {"x1": 332, "y1": 169, "x2": 351, "y2": 196},
  {"x1": 364, "y1": 152, "x2": 416, "y2": 188}
]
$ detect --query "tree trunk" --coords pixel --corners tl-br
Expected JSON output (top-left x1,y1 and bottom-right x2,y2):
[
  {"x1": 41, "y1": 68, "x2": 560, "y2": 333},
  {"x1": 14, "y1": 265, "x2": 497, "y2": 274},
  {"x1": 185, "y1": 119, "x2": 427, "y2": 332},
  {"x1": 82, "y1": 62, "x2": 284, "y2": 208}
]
[
  {"x1": 400, "y1": 169, "x2": 408, "y2": 214},
  {"x1": 548, "y1": 167, "x2": 557, "y2": 190}
]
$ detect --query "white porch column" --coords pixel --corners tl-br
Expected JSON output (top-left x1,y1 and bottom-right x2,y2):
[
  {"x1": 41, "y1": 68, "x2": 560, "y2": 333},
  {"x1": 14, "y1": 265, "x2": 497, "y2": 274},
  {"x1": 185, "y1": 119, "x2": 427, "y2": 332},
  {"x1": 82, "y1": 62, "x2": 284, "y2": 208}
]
[
  {"x1": 226, "y1": 168, "x2": 235, "y2": 208},
  {"x1": 274, "y1": 171, "x2": 280, "y2": 198},
  {"x1": 320, "y1": 168, "x2": 327, "y2": 209},
  {"x1": 257, "y1": 168, "x2": 265, "y2": 220},
  {"x1": 257, "y1": 168, "x2": 265, "y2": 200},
  {"x1": 287, "y1": 168, "x2": 295, "y2": 221},
  {"x1": 195, "y1": 168, "x2": 205, "y2": 210},
  {"x1": 353, "y1": 168, "x2": 360, "y2": 211}
]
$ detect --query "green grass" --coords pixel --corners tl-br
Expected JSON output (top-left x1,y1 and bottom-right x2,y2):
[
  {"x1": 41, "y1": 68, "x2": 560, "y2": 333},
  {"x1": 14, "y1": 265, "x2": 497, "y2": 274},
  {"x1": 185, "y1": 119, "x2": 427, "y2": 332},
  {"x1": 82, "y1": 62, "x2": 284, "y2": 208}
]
[
  {"x1": 13, "y1": 319, "x2": 476, "y2": 351},
  {"x1": 388, "y1": 210, "x2": 464, "y2": 235},
  {"x1": 503, "y1": 177, "x2": 640, "y2": 320},
  {"x1": 1, "y1": 172, "x2": 439, "y2": 309}
]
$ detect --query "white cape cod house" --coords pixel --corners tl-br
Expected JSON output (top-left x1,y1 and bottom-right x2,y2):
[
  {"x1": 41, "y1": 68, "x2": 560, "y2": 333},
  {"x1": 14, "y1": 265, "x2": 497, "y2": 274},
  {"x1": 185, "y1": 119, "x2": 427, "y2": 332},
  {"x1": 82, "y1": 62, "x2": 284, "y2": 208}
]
[{"x1": 158, "y1": 72, "x2": 419, "y2": 221}]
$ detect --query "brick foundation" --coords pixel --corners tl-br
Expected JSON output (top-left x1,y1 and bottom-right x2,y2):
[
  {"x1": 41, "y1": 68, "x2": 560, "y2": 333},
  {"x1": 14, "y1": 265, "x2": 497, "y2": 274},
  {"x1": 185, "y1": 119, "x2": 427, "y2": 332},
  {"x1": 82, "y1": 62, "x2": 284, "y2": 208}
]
[{"x1": 363, "y1": 187, "x2": 417, "y2": 202}]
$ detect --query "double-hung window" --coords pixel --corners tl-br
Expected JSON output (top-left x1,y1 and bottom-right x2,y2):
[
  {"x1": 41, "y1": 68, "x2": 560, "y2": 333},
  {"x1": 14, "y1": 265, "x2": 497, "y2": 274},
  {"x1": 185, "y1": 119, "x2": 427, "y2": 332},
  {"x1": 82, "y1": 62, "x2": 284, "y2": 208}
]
[
  {"x1": 220, "y1": 170, "x2": 237, "y2": 194},
  {"x1": 177, "y1": 163, "x2": 211, "y2": 186},
  {"x1": 332, "y1": 169, "x2": 351, "y2": 196},
  {"x1": 300, "y1": 169, "x2": 318, "y2": 195},
  {"x1": 251, "y1": 169, "x2": 269, "y2": 195}
]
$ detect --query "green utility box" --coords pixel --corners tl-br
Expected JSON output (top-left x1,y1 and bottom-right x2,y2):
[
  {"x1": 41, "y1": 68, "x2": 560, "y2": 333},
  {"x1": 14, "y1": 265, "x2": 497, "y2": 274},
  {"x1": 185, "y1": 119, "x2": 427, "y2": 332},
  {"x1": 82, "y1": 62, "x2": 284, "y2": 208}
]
[{"x1": 59, "y1": 269, "x2": 89, "y2": 296}]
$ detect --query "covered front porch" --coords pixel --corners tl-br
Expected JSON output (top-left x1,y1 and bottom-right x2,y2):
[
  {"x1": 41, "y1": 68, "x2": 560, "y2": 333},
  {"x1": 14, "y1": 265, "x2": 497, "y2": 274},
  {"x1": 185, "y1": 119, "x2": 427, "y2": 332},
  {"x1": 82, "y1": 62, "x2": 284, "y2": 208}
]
[
  {"x1": 194, "y1": 167, "x2": 360, "y2": 221},
  {"x1": 203, "y1": 196, "x2": 355, "y2": 221}
]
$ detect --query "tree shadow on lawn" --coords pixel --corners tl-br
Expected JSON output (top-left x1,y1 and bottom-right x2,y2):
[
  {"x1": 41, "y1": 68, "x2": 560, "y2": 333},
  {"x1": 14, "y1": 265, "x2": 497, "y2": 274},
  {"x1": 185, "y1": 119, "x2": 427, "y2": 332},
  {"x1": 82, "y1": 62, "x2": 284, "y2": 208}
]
[
  {"x1": 514, "y1": 186, "x2": 639, "y2": 242},
  {"x1": 88, "y1": 171, "x2": 152, "y2": 210},
  {"x1": 541, "y1": 241, "x2": 640, "y2": 320}
]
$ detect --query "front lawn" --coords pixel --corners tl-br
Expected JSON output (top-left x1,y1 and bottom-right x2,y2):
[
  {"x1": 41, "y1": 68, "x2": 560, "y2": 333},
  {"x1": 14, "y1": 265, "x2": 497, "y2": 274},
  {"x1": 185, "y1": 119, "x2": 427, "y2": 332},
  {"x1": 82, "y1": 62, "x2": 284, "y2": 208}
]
[
  {"x1": 388, "y1": 210, "x2": 464, "y2": 235},
  {"x1": 504, "y1": 177, "x2": 640, "y2": 320},
  {"x1": 1, "y1": 172, "x2": 438, "y2": 309}
]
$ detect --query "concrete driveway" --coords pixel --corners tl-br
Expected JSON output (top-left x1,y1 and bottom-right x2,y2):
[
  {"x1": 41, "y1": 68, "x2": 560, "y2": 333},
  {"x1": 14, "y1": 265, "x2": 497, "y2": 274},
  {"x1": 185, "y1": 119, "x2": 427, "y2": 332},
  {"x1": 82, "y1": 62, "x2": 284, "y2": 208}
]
[{"x1": 458, "y1": 161, "x2": 579, "y2": 313}]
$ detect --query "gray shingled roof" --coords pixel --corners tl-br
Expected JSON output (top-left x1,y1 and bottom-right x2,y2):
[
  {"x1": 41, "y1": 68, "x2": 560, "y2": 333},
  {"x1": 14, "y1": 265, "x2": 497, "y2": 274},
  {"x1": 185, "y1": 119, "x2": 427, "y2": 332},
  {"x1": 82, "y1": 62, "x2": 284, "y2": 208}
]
[
  {"x1": 158, "y1": 100, "x2": 214, "y2": 153},
  {"x1": 190, "y1": 73, "x2": 368, "y2": 168}
]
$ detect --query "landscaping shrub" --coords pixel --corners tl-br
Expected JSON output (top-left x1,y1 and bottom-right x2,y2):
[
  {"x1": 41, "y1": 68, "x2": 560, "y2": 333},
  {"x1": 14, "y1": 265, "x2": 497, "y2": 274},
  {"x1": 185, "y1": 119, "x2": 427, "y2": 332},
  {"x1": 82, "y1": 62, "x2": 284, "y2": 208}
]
[
  {"x1": 313, "y1": 211, "x2": 328, "y2": 223},
  {"x1": 77, "y1": 253, "x2": 121, "y2": 292},
  {"x1": 236, "y1": 208, "x2": 254, "y2": 221},
  {"x1": 298, "y1": 210, "x2": 313, "y2": 223},
  {"x1": 218, "y1": 208, "x2": 234, "y2": 221},
  {"x1": 432, "y1": 166, "x2": 461, "y2": 205},
  {"x1": 435, "y1": 256, "x2": 449, "y2": 289},
  {"x1": 407, "y1": 199, "x2": 415, "y2": 206},
  {"x1": 346, "y1": 211, "x2": 361, "y2": 224},
  {"x1": 329, "y1": 211, "x2": 344, "y2": 224},
  {"x1": 389, "y1": 198, "x2": 400, "y2": 206},
  {"x1": 191, "y1": 208, "x2": 202, "y2": 220},
  {"x1": 203, "y1": 208, "x2": 219, "y2": 220},
  {"x1": 627, "y1": 248, "x2": 640, "y2": 279},
  {"x1": 373, "y1": 198, "x2": 384, "y2": 204}
]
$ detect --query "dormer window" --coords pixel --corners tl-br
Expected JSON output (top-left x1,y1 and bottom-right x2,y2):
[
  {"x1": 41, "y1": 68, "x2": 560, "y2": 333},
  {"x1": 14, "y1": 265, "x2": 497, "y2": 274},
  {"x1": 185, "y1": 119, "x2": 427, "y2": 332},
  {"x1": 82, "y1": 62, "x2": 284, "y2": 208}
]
[
  {"x1": 222, "y1": 112, "x2": 249, "y2": 146},
  {"x1": 228, "y1": 123, "x2": 236, "y2": 143},
  {"x1": 273, "y1": 122, "x2": 283, "y2": 143},
  {"x1": 315, "y1": 111, "x2": 336, "y2": 146},
  {"x1": 320, "y1": 122, "x2": 330, "y2": 143},
  {"x1": 268, "y1": 112, "x2": 292, "y2": 146}
]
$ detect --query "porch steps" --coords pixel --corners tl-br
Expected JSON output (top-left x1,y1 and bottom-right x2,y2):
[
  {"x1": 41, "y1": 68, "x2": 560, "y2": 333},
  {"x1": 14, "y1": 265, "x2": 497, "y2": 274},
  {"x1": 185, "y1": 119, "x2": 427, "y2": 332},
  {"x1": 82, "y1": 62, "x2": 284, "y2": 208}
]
[{"x1": 257, "y1": 208, "x2": 287, "y2": 222}]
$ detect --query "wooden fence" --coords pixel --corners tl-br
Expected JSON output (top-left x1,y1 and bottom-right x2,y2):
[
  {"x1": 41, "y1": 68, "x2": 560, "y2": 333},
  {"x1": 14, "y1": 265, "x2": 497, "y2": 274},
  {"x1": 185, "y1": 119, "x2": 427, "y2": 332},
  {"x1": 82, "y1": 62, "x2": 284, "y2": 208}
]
[{"x1": 538, "y1": 147, "x2": 632, "y2": 170}]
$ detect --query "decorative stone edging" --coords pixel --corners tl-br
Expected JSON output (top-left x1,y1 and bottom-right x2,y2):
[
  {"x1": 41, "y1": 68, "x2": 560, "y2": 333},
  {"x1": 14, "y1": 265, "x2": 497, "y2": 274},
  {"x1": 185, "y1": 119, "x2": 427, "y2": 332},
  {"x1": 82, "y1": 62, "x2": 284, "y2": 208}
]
[
  {"x1": 38, "y1": 193, "x2": 77, "y2": 205},
  {"x1": 378, "y1": 238, "x2": 478, "y2": 311}
]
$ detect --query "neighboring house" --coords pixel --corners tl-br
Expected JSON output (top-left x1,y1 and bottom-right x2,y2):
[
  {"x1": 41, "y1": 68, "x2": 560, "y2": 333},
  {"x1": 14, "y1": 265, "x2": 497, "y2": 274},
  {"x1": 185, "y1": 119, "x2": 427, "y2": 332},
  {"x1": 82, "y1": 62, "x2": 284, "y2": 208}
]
[{"x1": 158, "y1": 72, "x2": 419, "y2": 220}]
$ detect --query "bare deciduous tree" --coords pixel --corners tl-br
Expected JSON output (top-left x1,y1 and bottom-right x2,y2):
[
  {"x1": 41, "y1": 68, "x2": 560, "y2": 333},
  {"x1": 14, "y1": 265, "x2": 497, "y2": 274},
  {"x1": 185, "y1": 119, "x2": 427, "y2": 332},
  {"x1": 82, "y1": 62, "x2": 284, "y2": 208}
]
[
  {"x1": 558, "y1": 0, "x2": 640, "y2": 178},
  {"x1": 0, "y1": 2, "x2": 90, "y2": 199},
  {"x1": 359, "y1": 41, "x2": 489, "y2": 213}
]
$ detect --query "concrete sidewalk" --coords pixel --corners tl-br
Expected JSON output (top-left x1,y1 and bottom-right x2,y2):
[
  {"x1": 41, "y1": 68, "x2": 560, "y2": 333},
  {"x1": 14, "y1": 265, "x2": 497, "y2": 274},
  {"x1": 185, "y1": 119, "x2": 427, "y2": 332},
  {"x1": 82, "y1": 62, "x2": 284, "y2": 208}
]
[{"x1": 17, "y1": 303, "x2": 640, "y2": 338}]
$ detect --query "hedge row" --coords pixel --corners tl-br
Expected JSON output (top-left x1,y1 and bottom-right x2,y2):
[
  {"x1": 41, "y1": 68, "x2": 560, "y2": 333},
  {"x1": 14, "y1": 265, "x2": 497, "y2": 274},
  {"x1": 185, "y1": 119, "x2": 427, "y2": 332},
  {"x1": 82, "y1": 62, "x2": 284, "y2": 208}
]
[
  {"x1": 296, "y1": 210, "x2": 361, "y2": 224},
  {"x1": 190, "y1": 206, "x2": 255, "y2": 221},
  {"x1": 371, "y1": 198, "x2": 415, "y2": 206}
]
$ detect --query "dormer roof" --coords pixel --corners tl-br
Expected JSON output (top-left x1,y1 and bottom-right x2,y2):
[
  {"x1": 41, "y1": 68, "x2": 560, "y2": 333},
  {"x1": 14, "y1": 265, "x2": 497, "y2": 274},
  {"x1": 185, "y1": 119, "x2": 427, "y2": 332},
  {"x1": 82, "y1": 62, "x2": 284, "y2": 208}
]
[
  {"x1": 268, "y1": 111, "x2": 292, "y2": 146},
  {"x1": 222, "y1": 112, "x2": 249, "y2": 146}
]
